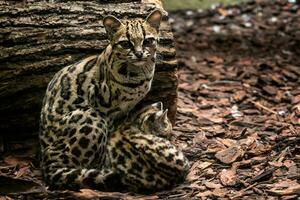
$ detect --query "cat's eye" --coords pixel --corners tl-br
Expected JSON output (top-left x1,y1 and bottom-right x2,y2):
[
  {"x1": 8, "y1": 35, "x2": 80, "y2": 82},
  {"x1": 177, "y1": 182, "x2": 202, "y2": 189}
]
[
  {"x1": 143, "y1": 38, "x2": 155, "y2": 46},
  {"x1": 118, "y1": 41, "x2": 133, "y2": 49}
]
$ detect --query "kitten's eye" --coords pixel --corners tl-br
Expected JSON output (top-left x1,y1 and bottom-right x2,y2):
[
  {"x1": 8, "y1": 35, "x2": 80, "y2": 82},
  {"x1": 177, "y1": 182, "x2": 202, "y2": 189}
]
[
  {"x1": 163, "y1": 122, "x2": 169, "y2": 128},
  {"x1": 143, "y1": 38, "x2": 155, "y2": 46},
  {"x1": 147, "y1": 114, "x2": 156, "y2": 123},
  {"x1": 118, "y1": 41, "x2": 133, "y2": 49}
]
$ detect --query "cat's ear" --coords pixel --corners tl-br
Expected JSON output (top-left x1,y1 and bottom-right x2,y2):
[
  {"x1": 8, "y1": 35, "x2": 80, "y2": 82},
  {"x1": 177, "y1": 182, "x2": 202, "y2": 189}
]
[
  {"x1": 145, "y1": 10, "x2": 162, "y2": 31},
  {"x1": 103, "y1": 15, "x2": 123, "y2": 38},
  {"x1": 151, "y1": 101, "x2": 163, "y2": 110}
]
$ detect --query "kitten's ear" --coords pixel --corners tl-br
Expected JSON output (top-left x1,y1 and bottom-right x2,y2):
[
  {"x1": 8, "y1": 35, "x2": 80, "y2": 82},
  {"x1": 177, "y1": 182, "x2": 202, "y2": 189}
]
[
  {"x1": 157, "y1": 109, "x2": 168, "y2": 122},
  {"x1": 103, "y1": 15, "x2": 123, "y2": 38},
  {"x1": 151, "y1": 101, "x2": 163, "y2": 110},
  {"x1": 154, "y1": 110, "x2": 163, "y2": 120},
  {"x1": 162, "y1": 109, "x2": 168, "y2": 120},
  {"x1": 145, "y1": 10, "x2": 162, "y2": 31}
]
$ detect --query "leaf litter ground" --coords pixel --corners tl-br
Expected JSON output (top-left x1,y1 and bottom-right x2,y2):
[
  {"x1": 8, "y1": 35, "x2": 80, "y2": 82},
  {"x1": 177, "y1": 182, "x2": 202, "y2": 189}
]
[{"x1": 0, "y1": 0, "x2": 299, "y2": 199}]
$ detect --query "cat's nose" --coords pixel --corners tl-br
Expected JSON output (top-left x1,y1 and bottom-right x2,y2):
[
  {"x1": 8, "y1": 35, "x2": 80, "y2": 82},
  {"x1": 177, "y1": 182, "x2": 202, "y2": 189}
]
[{"x1": 135, "y1": 51, "x2": 143, "y2": 59}]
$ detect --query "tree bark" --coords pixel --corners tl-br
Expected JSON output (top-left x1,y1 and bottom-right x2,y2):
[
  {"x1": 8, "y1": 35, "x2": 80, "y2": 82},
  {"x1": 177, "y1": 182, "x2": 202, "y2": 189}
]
[{"x1": 0, "y1": 0, "x2": 178, "y2": 144}]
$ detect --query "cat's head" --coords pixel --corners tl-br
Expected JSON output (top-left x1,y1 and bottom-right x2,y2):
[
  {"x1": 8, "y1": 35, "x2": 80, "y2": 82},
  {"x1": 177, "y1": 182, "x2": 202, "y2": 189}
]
[{"x1": 103, "y1": 10, "x2": 162, "y2": 64}]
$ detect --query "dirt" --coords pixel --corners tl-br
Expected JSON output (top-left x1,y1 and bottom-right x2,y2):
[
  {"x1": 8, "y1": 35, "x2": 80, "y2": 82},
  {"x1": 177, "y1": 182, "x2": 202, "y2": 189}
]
[{"x1": 0, "y1": 0, "x2": 299, "y2": 199}]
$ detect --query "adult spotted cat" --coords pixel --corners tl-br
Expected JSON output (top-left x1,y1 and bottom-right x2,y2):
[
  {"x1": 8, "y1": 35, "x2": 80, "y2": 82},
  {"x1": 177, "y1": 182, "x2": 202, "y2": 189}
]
[{"x1": 39, "y1": 10, "x2": 188, "y2": 191}]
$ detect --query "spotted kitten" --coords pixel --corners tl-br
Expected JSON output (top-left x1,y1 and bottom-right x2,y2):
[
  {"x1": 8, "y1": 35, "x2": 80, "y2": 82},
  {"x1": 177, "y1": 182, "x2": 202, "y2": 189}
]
[
  {"x1": 130, "y1": 102, "x2": 172, "y2": 138},
  {"x1": 107, "y1": 102, "x2": 189, "y2": 192}
]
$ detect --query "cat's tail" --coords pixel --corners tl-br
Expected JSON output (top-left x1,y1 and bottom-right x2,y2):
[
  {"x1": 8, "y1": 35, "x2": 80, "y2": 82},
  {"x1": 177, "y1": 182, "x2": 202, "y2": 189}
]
[{"x1": 42, "y1": 165, "x2": 119, "y2": 190}]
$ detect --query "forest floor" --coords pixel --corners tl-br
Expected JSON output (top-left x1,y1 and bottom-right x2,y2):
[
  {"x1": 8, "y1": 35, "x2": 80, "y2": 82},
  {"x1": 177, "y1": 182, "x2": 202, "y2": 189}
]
[
  {"x1": 163, "y1": 0, "x2": 247, "y2": 11},
  {"x1": 1, "y1": 0, "x2": 299, "y2": 199}
]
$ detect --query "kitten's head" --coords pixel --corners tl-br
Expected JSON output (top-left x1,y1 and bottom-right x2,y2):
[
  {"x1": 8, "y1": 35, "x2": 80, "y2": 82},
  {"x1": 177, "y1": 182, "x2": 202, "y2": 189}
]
[
  {"x1": 103, "y1": 10, "x2": 162, "y2": 64},
  {"x1": 140, "y1": 102, "x2": 172, "y2": 138}
]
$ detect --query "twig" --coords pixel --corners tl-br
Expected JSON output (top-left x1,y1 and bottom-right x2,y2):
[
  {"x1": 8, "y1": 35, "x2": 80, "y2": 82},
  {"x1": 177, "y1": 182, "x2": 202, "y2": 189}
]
[
  {"x1": 272, "y1": 137, "x2": 300, "y2": 152},
  {"x1": 247, "y1": 167, "x2": 276, "y2": 184},
  {"x1": 230, "y1": 182, "x2": 258, "y2": 199},
  {"x1": 267, "y1": 185, "x2": 300, "y2": 196},
  {"x1": 249, "y1": 100, "x2": 277, "y2": 115},
  {"x1": 272, "y1": 146, "x2": 289, "y2": 163}
]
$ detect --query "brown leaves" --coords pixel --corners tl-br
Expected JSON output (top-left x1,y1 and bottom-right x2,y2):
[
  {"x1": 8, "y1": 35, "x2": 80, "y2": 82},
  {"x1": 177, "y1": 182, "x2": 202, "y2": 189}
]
[
  {"x1": 266, "y1": 180, "x2": 300, "y2": 196},
  {"x1": 0, "y1": 154, "x2": 43, "y2": 196},
  {"x1": 172, "y1": 0, "x2": 300, "y2": 199}
]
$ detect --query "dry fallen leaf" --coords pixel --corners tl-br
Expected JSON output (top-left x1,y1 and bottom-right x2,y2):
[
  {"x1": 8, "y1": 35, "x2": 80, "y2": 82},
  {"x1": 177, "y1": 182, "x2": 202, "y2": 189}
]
[
  {"x1": 239, "y1": 136, "x2": 256, "y2": 148},
  {"x1": 206, "y1": 56, "x2": 224, "y2": 64},
  {"x1": 206, "y1": 139, "x2": 227, "y2": 153},
  {"x1": 268, "y1": 161, "x2": 283, "y2": 168},
  {"x1": 73, "y1": 189, "x2": 101, "y2": 199},
  {"x1": 212, "y1": 188, "x2": 229, "y2": 198},
  {"x1": 4, "y1": 155, "x2": 31, "y2": 167},
  {"x1": 186, "y1": 161, "x2": 212, "y2": 182},
  {"x1": 196, "y1": 190, "x2": 213, "y2": 198},
  {"x1": 219, "y1": 169, "x2": 237, "y2": 186},
  {"x1": 218, "y1": 8, "x2": 229, "y2": 17},
  {"x1": 216, "y1": 138, "x2": 237, "y2": 147},
  {"x1": 267, "y1": 180, "x2": 300, "y2": 196},
  {"x1": 204, "y1": 181, "x2": 223, "y2": 189},
  {"x1": 215, "y1": 146, "x2": 244, "y2": 164},
  {"x1": 201, "y1": 125, "x2": 225, "y2": 136},
  {"x1": 186, "y1": 167, "x2": 199, "y2": 182},
  {"x1": 190, "y1": 182, "x2": 206, "y2": 190},
  {"x1": 247, "y1": 142, "x2": 272, "y2": 155},
  {"x1": 14, "y1": 166, "x2": 30, "y2": 178},
  {"x1": 283, "y1": 160, "x2": 295, "y2": 168},
  {"x1": 192, "y1": 131, "x2": 208, "y2": 146},
  {"x1": 232, "y1": 90, "x2": 247, "y2": 102},
  {"x1": 0, "y1": 196, "x2": 14, "y2": 200}
]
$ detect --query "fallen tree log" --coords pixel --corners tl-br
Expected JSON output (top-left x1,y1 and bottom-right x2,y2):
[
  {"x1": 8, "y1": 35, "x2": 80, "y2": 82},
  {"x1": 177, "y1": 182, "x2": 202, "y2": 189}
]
[{"x1": 0, "y1": 0, "x2": 178, "y2": 150}]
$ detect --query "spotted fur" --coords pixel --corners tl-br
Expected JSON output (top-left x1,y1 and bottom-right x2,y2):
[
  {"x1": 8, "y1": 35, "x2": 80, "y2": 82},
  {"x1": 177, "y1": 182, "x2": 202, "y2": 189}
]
[
  {"x1": 108, "y1": 103, "x2": 189, "y2": 192},
  {"x1": 39, "y1": 10, "x2": 189, "y2": 191}
]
